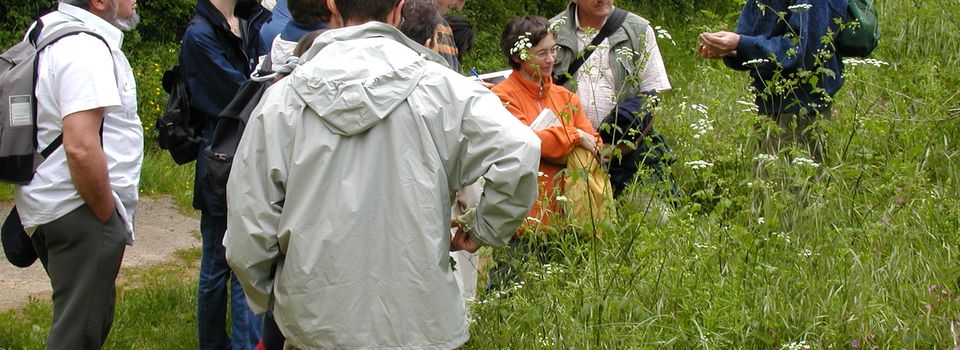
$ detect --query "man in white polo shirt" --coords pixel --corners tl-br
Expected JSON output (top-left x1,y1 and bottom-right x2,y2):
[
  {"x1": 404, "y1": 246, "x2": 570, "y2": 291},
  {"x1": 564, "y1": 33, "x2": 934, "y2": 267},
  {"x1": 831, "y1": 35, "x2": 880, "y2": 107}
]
[
  {"x1": 551, "y1": 0, "x2": 672, "y2": 198},
  {"x1": 14, "y1": 0, "x2": 142, "y2": 348}
]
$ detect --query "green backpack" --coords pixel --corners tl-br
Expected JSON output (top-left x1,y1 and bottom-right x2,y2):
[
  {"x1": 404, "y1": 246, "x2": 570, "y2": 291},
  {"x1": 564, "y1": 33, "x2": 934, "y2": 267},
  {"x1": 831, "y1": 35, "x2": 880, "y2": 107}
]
[{"x1": 836, "y1": 0, "x2": 880, "y2": 57}]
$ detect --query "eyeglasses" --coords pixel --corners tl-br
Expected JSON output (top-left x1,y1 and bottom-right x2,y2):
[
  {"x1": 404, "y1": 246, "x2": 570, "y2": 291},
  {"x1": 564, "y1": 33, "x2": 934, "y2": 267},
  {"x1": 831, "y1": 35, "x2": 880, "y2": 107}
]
[{"x1": 532, "y1": 45, "x2": 560, "y2": 60}]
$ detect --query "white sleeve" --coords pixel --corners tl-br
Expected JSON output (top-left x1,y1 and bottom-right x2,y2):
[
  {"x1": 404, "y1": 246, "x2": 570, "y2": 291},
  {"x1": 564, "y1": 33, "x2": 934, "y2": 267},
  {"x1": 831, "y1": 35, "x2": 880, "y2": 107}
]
[
  {"x1": 452, "y1": 90, "x2": 541, "y2": 248},
  {"x1": 47, "y1": 34, "x2": 121, "y2": 118},
  {"x1": 224, "y1": 87, "x2": 292, "y2": 314}
]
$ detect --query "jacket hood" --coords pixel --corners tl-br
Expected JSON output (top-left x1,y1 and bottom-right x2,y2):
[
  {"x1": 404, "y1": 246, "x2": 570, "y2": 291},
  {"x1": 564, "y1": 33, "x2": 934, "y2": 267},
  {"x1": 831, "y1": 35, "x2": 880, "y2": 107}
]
[{"x1": 289, "y1": 22, "x2": 447, "y2": 136}]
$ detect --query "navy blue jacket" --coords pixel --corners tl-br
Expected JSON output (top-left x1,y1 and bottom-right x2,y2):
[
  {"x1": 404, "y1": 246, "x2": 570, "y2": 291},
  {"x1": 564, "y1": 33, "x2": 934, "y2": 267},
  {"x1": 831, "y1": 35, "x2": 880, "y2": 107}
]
[
  {"x1": 258, "y1": 0, "x2": 290, "y2": 49},
  {"x1": 180, "y1": 0, "x2": 270, "y2": 120},
  {"x1": 180, "y1": 0, "x2": 269, "y2": 214},
  {"x1": 723, "y1": 0, "x2": 847, "y2": 114}
]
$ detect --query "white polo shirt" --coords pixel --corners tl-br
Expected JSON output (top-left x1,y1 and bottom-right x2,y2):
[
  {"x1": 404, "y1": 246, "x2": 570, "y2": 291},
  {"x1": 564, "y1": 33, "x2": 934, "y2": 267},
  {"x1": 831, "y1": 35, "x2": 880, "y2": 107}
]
[
  {"x1": 574, "y1": 9, "x2": 671, "y2": 129},
  {"x1": 14, "y1": 4, "x2": 143, "y2": 243}
]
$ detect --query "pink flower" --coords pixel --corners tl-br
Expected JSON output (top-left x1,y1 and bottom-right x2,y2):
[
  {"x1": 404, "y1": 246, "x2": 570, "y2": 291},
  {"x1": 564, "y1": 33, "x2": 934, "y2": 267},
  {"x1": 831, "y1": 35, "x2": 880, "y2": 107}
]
[{"x1": 850, "y1": 339, "x2": 859, "y2": 348}]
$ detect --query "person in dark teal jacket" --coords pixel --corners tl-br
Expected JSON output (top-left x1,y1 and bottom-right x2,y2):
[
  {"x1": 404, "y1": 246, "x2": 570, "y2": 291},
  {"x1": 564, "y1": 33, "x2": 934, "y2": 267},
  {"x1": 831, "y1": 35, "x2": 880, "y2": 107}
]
[
  {"x1": 178, "y1": 0, "x2": 269, "y2": 348},
  {"x1": 699, "y1": 0, "x2": 847, "y2": 162}
]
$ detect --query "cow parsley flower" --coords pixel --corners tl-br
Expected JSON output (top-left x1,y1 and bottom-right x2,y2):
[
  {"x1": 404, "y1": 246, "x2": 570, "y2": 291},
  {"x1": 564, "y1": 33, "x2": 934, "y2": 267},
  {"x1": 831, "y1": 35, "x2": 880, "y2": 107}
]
[
  {"x1": 843, "y1": 58, "x2": 890, "y2": 67},
  {"x1": 783, "y1": 340, "x2": 812, "y2": 350},
  {"x1": 788, "y1": 3, "x2": 813, "y2": 12},
  {"x1": 549, "y1": 16, "x2": 567, "y2": 33},
  {"x1": 690, "y1": 117, "x2": 713, "y2": 139},
  {"x1": 792, "y1": 157, "x2": 820, "y2": 168},
  {"x1": 754, "y1": 153, "x2": 776, "y2": 162},
  {"x1": 555, "y1": 195, "x2": 572, "y2": 203},
  {"x1": 685, "y1": 160, "x2": 714, "y2": 170},
  {"x1": 654, "y1": 26, "x2": 675, "y2": 45},
  {"x1": 742, "y1": 58, "x2": 770, "y2": 67},
  {"x1": 614, "y1": 47, "x2": 636, "y2": 60},
  {"x1": 511, "y1": 33, "x2": 533, "y2": 61}
]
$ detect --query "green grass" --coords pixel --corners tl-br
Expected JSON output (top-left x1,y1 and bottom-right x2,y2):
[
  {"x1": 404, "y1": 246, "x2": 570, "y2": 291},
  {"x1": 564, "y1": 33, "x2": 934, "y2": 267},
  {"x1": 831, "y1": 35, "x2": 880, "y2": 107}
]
[{"x1": 2, "y1": 0, "x2": 959, "y2": 349}]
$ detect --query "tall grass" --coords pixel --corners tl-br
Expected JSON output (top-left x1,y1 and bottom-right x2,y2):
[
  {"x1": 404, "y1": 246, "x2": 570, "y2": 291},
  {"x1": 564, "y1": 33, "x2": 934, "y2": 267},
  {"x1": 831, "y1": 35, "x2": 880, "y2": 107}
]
[
  {"x1": 1, "y1": 0, "x2": 958, "y2": 349},
  {"x1": 465, "y1": 0, "x2": 960, "y2": 349}
]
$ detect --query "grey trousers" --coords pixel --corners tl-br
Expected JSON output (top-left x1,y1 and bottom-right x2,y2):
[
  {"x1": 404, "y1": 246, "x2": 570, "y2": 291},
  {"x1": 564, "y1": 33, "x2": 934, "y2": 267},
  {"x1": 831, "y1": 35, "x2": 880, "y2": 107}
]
[{"x1": 30, "y1": 204, "x2": 126, "y2": 350}]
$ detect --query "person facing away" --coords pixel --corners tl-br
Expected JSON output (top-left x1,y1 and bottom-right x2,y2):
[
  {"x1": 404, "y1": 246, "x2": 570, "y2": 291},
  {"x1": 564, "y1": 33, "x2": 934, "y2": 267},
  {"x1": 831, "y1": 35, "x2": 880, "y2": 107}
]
[
  {"x1": 178, "y1": 0, "x2": 270, "y2": 348},
  {"x1": 698, "y1": 0, "x2": 845, "y2": 163},
  {"x1": 492, "y1": 15, "x2": 600, "y2": 228},
  {"x1": 14, "y1": 0, "x2": 142, "y2": 348},
  {"x1": 431, "y1": 0, "x2": 465, "y2": 72},
  {"x1": 550, "y1": 0, "x2": 672, "y2": 198},
  {"x1": 222, "y1": 0, "x2": 541, "y2": 348},
  {"x1": 264, "y1": 0, "x2": 332, "y2": 72},
  {"x1": 399, "y1": 0, "x2": 440, "y2": 46}
]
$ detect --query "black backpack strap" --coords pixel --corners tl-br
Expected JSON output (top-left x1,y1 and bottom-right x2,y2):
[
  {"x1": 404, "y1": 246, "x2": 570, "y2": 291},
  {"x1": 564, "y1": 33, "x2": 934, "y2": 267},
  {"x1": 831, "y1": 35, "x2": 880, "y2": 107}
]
[{"x1": 555, "y1": 8, "x2": 629, "y2": 85}]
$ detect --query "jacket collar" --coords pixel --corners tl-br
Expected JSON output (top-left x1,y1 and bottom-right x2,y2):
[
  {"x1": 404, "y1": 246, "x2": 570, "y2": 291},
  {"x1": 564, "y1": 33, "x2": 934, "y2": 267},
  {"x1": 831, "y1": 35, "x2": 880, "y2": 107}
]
[
  {"x1": 195, "y1": 0, "x2": 269, "y2": 31},
  {"x1": 507, "y1": 68, "x2": 554, "y2": 98},
  {"x1": 55, "y1": 3, "x2": 123, "y2": 51},
  {"x1": 280, "y1": 21, "x2": 327, "y2": 41},
  {"x1": 300, "y1": 22, "x2": 444, "y2": 65}
]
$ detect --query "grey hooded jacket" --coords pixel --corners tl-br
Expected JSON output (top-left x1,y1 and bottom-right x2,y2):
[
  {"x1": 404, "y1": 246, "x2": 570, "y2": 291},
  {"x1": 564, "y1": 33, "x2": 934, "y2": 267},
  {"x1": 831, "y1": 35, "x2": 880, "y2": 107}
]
[{"x1": 223, "y1": 22, "x2": 540, "y2": 349}]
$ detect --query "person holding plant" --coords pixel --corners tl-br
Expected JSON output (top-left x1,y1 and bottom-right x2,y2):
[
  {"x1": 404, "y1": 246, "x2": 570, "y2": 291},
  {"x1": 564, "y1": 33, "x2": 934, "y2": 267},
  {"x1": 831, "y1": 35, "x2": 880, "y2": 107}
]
[
  {"x1": 492, "y1": 15, "x2": 600, "y2": 228},
  {"x1": 698, "y1": 0, "x2": 845, "y2": 163}
]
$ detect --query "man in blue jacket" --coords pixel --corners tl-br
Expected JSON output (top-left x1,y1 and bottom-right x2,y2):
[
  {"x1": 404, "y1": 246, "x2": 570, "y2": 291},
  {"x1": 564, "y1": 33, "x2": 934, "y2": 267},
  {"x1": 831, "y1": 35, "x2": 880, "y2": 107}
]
[
  {"x1": 699, "y1": 0, "x2": 846, "y2": 163},
  {"x1": 178, "y1": 0, "x2": 270, "y2": 348}
]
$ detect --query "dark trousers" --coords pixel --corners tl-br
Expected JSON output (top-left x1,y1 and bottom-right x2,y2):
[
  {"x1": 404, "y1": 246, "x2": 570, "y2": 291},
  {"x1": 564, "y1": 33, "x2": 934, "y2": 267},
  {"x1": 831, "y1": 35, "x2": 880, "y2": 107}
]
[{"x1": 30, "y1": 204, "x2": 126, "y2": 350}]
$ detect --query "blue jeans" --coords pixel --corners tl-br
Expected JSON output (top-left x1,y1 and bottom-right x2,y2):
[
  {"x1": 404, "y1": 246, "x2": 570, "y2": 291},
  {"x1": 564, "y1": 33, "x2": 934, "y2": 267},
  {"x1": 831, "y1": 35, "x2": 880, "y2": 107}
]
[{"x1": 197, "y1": 211, "x2": 262, "y2": 350}]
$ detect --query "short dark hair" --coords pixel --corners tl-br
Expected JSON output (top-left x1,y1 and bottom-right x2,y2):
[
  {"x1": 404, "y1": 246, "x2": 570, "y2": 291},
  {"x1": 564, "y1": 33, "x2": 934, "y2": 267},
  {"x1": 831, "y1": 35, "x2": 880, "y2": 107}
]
[
  {"x1": 399, "y1": 0, "x2": 440, "y2": 45},
  {"x1": 288, "y1": 0, "x2": 332, "y2": 26},
  {"x1": 444, "y1": 15, "x2": 474, "y2": 61},
  {"x1": 499, "y1": 16, "x2": 553, "y2": 70},
  {"x1": 60, "y1": 0, "x2": 89, "y2": 10},
  {"x1": 334, "y1": 0, "x2": 399, "y2": 23}
]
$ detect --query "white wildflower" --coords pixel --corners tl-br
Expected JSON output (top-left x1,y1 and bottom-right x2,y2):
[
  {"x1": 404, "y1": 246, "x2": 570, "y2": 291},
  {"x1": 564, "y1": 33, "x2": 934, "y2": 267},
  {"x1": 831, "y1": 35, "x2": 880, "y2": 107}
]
[
  {"x1": 742, "y1": 58, "x2": 770, "y2": 67},
  {"x1": 685, "y1": 160, "x2": 714, "y2": 170},
  {"x1": 792, "y1": 157, "x2": 820, "y2": 168},
  {"x1": 787, "y1": 3, "x2": 813, "y2": 12},
  {"x1": 555, "y1": 195, "x2": 572, "y2": 203},
  {"x1": 538, "y1": 171, "x2": 547, "y2": 177},
  {"x1": 799, "y1": 249, "x2": 814, "y2": 258},
  {"x1": 843, "y1": 58, "x2": 890, "y2": 68},
  {"x1": 549, "y1": 16, "x2": 567, "y2": 33},
  {"x1": 654, "y1": 26, "x2": 675, "y2": 45},
  {"x1": 691, "y1": 103, "x2": 709, "y2": 115},
  {"x1": 753, "y1": 153, "x2": 776, "y2": 162},
  {"x1": 525, "y1": 216, "x2": 542, "y2": 224},
  {"x1": 511, "y1": 33, "x2": 533, "y2": 61},
  {"x1": 782, "y1": 340, "x2": 812, "y2": 350},
  {"x1": 690, "y1": 116, "x2": 714, "y2": 138},
  {"x1": 614, "y1": 47, "x2": 636, "y2": 60},
  {"x1": 758, "y1": 217, "x2": 765, "y2": 225}
]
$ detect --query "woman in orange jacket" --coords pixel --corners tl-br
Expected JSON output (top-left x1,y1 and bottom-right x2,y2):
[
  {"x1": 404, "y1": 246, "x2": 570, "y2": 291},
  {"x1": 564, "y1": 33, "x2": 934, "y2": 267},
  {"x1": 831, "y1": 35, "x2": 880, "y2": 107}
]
[{"x1": 491, "y1": 16, "x2": 600, "y2": 229}]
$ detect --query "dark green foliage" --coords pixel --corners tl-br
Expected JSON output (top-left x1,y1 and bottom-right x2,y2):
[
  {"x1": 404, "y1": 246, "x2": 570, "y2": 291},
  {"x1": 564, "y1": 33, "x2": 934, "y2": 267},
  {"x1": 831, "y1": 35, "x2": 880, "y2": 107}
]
[{"x1": 0, "y1": 0, "x2": 58, "y2": 48}]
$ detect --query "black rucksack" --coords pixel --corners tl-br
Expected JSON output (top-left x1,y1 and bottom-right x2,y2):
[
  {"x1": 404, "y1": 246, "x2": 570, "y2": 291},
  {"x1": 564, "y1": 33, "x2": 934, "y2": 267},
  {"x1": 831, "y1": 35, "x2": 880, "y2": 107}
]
[
  {"x1": 200, "y1": 54, "x2": 277, "y2": 201},
  {"x1": 156, "y1": 64, "x2": 204, "y2": 164},
  {"x1": 0, "y1": 23, "x2": 107, "y2": 184}
]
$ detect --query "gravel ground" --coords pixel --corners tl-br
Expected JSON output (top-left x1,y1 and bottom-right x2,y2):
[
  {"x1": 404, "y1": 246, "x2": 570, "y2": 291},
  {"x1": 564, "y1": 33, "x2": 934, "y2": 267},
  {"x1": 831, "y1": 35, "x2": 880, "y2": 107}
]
[{"x1": 0, "y1": 196, "x2": 200, "y2": 311}]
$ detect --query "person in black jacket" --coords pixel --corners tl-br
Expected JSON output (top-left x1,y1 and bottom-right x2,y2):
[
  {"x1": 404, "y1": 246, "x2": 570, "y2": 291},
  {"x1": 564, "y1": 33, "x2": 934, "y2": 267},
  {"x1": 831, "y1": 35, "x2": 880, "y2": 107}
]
[{"x1": 178, "y1": 0, "x2": 270, "y2": 349}]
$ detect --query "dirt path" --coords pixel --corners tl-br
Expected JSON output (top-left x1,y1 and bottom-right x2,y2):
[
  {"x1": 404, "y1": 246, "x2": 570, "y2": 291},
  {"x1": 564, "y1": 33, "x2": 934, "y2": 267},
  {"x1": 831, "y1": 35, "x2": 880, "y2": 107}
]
[{"x1": 0, "y1": 196, "x2": 200, "y2": 311}]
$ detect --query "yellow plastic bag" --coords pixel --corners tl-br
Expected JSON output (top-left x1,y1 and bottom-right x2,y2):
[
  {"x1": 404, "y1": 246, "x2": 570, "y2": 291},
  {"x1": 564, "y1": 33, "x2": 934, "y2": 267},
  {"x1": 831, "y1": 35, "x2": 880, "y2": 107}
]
[{"x1": 563, "y1": 147, "x2": 612, "y2": 226}]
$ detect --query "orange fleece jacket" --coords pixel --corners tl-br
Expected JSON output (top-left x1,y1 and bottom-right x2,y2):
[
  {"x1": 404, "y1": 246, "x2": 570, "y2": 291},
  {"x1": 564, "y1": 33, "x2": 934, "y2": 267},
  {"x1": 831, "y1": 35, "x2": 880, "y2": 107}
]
[{"x1": 492, "y1": 72, "x2": 600, "y2": 227}]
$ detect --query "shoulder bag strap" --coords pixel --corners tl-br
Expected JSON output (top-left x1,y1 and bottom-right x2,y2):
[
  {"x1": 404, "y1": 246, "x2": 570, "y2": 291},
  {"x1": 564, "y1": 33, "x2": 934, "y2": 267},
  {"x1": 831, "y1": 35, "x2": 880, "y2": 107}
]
[{"x1": 555, "y1": 7, "x2": 628, "y2": 85}]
